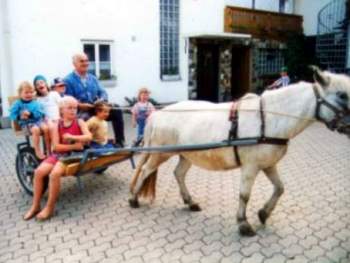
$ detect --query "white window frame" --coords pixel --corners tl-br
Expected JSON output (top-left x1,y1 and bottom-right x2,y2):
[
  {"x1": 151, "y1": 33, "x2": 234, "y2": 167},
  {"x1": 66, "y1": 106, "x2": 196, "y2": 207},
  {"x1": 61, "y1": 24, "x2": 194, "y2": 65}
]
[
  {"x1": 160, "y1": 0, "x2": 181, "y2": 81},
  {"x1": 279, "y1": 0, "x2": 287, "y2": 13},
  {"x1": 81, "y1": 40, "x2": 116, "y2": 85}
]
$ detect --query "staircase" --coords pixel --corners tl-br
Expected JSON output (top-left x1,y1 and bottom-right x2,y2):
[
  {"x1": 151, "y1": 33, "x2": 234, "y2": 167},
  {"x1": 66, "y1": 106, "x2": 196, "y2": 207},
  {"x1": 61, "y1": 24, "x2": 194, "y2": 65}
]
[{"x1": 316, "y1": 0, "x2": 348, "y2": 73}]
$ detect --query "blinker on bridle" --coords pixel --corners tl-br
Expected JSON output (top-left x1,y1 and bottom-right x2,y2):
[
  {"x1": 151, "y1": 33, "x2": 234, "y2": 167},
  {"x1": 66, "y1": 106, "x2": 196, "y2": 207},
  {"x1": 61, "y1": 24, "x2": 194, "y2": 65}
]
[{"x1": 312, "y1": 84, "x2": 350, "y2": 131}]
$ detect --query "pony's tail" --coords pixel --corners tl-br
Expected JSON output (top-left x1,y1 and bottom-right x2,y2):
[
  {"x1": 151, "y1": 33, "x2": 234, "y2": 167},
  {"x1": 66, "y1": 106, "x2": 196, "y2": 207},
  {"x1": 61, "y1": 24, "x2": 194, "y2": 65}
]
[
  {"x1": 129, "y1": 152, "x2": 149, "y2": 194},
  {"x1": 129, "y1": 117, "x2": 158, "y2": 202}
]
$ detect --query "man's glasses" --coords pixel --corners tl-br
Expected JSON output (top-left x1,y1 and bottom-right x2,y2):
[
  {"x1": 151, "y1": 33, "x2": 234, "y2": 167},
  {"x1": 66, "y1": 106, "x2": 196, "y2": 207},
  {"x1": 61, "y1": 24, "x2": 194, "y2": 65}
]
[{"x1": 80, "y1": 59, "x2": 89, "y2": 63}]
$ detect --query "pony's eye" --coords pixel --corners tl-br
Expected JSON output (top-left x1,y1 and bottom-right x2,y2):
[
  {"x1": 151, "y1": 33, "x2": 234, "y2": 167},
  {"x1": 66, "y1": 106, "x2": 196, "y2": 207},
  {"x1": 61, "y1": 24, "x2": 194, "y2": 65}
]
[{"x1": 337, "y1": 91, "x2": 348, "y2": 101}]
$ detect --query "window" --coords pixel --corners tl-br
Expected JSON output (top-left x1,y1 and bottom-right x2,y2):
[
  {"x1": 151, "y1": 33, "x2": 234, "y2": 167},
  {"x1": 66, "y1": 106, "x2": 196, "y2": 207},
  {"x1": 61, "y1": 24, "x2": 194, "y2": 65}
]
[
  {"x1": 160, "y1": 0, "x2": 180, "y2": 80},
  {"x1": 256, "y1": 48, "x2": 284, "y2": 75},
  {"x1": 82, "y1": 41, "x2": 115, "y2": 81},
  {"x1": 279, "y1": 0, "x2": 287, "y2": 13}
]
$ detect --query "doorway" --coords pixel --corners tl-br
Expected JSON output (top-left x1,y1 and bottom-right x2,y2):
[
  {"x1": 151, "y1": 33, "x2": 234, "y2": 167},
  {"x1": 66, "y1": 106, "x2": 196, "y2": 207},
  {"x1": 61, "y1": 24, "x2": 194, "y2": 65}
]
[
  {"x1": 231, "y1": 46, "x2": 251, "y2": 99},
  {"x1": 196, "y1": 43, "x2": 219, "y2": 102}
]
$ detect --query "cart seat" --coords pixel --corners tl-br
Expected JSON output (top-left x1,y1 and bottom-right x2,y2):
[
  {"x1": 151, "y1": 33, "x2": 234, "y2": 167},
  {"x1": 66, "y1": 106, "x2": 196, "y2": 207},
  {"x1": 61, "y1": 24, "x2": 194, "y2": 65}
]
[{"x1": 64, "y1": 150, "x2": 133, "y2": 176}]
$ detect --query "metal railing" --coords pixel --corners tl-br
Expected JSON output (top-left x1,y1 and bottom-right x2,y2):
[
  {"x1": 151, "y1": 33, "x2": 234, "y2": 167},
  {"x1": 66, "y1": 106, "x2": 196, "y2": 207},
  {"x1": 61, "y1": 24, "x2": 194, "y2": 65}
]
[{"x1": 316, "y1": 0, "x2": 348, "y2": 73}]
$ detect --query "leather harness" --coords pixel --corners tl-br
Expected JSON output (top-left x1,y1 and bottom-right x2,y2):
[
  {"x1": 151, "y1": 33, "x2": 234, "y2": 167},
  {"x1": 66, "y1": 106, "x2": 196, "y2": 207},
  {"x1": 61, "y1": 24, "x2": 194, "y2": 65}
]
[
  {"x1": 228, "y1": 96, "x2": 289, "y2": 166},
  {"x1": 312, "y1": 84, "x2": 349, "y2": 130},
  {"x1": 228, "y1": 85, "x2": 350, "y2": 166}
]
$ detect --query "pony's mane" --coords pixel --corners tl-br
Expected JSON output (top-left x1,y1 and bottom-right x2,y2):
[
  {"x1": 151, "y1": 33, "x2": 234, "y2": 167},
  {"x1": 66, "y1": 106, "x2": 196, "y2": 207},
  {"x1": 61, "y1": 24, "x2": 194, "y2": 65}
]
[{"x1": 262, "y1": 81, "x2": 314, "y2": 108}]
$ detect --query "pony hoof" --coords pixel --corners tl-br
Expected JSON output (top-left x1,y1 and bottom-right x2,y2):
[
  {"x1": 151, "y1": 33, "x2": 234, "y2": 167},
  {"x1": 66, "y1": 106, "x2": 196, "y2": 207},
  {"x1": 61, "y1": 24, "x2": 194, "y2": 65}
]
[
  {"x1": 239, "y1": 222, "x2": 256, "y2": 237},
  {"x1": 189, "y1": 204, "x2": 202, "y2": 212},
  {"x1": 129, "y1": 199, "x2": 139, "y2": 208},
  {"x1": 258, "y1": 209, "x2": 268, "y2": 224}
]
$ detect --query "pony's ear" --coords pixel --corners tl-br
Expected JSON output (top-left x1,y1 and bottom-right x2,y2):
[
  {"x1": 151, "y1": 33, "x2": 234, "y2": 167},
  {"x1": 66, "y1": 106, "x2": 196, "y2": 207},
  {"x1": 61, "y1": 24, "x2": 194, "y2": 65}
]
[{"x1": 309, "y1": 65, "x2": 330, "y2": 88}]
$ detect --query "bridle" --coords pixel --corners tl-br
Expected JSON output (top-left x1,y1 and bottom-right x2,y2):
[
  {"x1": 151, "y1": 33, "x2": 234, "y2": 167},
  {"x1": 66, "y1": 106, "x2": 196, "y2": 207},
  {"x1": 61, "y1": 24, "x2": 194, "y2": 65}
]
[{"x1": 312, "y1": 84, "x2": 350, "y2": 131}]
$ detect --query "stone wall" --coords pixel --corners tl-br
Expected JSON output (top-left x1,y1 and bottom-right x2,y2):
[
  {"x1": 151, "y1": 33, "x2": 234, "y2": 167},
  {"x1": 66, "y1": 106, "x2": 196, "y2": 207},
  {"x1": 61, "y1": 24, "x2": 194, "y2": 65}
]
[{"x1": 188, "y1": 38, "x2": 286, "y2": 101}]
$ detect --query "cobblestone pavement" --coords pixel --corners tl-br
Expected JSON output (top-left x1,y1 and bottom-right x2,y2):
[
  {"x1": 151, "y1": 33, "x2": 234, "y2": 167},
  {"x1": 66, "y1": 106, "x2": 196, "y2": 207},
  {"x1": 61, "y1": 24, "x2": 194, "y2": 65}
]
[{"x1": 0, "y1": 121, "x2": 349, "y2": 263}]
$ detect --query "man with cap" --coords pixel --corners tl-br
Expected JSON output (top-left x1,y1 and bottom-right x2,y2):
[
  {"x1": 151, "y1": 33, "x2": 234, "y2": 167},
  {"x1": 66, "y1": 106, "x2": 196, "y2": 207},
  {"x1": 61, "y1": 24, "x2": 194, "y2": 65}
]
[
  {"x1": 267, "y1": 66, "x2": 290, "y2": 89},
  {"x1": 64, "y1": 53, "x2": 125, "y2": 146}
]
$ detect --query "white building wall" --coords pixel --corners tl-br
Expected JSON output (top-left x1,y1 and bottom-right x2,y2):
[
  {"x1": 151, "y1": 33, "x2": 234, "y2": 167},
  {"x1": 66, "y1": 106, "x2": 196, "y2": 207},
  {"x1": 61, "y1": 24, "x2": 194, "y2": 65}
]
[
  {"x1": 3, "y1": 0, "x2": 189, "y2": 114},
  {"x1": 0, "y1": 0, "x2": 14, "y2": 116},
  {"x1": 181, "y1": 0, "x2": 226, "y2": 34},
  {"x1": 1, "y1": 0, "x2": 298, "y2": 116},
  {"x1": 294, "y1": 0, "x2": 331, "y2": 36},
  {"x1": 225, "y1": 0, "x2": 294, "y2": 13}
]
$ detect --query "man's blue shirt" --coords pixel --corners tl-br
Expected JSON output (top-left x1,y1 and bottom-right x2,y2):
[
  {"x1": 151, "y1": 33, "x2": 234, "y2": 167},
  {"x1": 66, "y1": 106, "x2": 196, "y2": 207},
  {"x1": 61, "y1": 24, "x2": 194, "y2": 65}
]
[{"x1": 64, "y1": 71, "x2": 108, "y2": 104}]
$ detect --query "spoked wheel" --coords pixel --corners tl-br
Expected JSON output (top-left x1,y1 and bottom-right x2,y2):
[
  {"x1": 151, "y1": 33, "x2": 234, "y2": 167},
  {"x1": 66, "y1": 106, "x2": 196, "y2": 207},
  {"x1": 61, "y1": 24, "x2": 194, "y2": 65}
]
[{"x1": 15, "y1": 147, "x2": 45, "y2": 196}]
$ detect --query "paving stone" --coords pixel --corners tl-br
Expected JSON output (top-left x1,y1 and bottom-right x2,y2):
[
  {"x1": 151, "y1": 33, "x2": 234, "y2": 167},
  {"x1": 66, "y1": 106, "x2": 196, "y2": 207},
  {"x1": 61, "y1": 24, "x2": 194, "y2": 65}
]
[
  {"x1": 240, "y1": 242, "x2": 262, "y2": 257},
  {"x1": 200, "y1": 252, "x2": 222, "y2": 263},
  {"x1": 326, "y1": 247, "x2": 349, "y2": 263},
  {"x1": 124, "y1": 246, "x2": 147, "y2": 261},
  {"x1": 319, "y1": 236, "x2": 341, "y2": 250},
  {"x1": 260, "y1": 243, "x2": 284, "y2": 258},
  {"x1": 160, "y1": 249, "x2": 185, "y2": 262},
  {"x1": 299, "y1": 236, "x2": 319, "y2": 250},
  {"x1": 282, "y1": 243, "x2": 304, "y2": 259},
  {"x1": 220, "y1": 252, "x2": 244, "y2": 263},
  {"x1": 142, "y1": 248, "x2": 165, "y2": 262},
  {"x1": 304, "y1": 245, "x2": 326, "y2": 260},
  {"x1": 263, "y1": 254, "x2": 287, "y2": 263},
  {"x1": 241, "y1": 253, "x2": 264, "y2": 263},
  {"x1": 311, "y1": 256, "x2": 337, "y2": 263},
  {"x1": 0, "y1": 123, "x2": 349, "y2": 263},
  {"x1": 285, "y1": 255, "x2": 309, "y2": 263}
]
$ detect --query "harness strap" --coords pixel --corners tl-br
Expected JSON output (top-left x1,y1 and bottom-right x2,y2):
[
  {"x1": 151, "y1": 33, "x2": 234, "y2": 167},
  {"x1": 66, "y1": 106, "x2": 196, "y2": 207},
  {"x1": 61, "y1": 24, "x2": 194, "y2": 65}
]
[
  {"x1": 228, "y1": 96, "x2": 289, "y2": 166},
  {"x1": 228, "y1": 102, "x2": 241, "y2": 166},
  {"x1": 260, "y1": 98, "x2": 265, "y2": 139}
]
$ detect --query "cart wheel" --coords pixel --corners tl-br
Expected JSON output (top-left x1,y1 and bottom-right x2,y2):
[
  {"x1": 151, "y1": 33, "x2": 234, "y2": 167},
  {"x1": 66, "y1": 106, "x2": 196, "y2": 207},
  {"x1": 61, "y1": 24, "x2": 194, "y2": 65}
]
[{"x1": 15, "y1": 147, "x2": 47, "y2": 196}]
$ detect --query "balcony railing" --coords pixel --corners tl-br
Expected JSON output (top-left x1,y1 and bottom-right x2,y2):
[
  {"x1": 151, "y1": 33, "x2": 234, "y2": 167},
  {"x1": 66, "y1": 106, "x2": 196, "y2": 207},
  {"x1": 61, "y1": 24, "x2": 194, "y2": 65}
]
[
  {"x1": 316, "y1": 0, "x2": 348, "y2": 73},
  {"x1": 224, "y1": 6, "x2": 303, "y2": 41}
]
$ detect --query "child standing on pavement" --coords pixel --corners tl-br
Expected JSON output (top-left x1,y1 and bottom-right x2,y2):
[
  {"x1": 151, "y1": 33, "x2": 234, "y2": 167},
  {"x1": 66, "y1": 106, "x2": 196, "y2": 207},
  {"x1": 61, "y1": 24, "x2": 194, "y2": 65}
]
[
  {"x1": 10, "y1": 81, "x2": 49, "y2": 160},
  {"x1": 131, "y1": 87, "x2": 155, "y2": 142}
]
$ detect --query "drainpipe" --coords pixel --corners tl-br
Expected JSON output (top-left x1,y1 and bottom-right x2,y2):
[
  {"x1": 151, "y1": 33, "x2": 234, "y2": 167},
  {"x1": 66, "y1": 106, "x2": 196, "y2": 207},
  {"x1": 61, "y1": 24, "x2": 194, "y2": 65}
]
[
  {"x1": 0, "y1": 0, "x2": 14, "y2": 125},
  {"x1": 346, "y1": 0, "x2": 350, "y2": 72}
]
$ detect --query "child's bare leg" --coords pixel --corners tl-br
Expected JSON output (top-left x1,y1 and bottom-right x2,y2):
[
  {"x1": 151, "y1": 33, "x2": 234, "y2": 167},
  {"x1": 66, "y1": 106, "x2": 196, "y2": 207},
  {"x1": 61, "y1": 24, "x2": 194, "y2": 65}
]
[
  {"x1": 24, "y1": 162, "x2": 54, "y2": 220},
  {"x1": 36, "y1": 162, "x2": 65, "y2": 220},
  {"x1": 41, "y1": 123, "x2": 51, "y2": 155},
  {"x1": 31, "y1": 126, "x2": 45, "y2": 159}
]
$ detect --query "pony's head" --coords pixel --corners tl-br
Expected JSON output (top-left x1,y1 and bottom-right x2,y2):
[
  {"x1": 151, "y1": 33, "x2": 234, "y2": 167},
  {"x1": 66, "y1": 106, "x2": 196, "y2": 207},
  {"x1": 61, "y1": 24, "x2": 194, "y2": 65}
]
[{"x1": 310, "y1": 66, "x2": 350, "y2": 136}]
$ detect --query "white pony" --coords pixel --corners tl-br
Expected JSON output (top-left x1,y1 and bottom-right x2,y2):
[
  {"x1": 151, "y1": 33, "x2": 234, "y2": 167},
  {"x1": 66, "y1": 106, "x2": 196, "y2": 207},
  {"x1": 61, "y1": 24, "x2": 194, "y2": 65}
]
[{"x1": 129, "y1": 67, "x2": 350, "y2": 236}]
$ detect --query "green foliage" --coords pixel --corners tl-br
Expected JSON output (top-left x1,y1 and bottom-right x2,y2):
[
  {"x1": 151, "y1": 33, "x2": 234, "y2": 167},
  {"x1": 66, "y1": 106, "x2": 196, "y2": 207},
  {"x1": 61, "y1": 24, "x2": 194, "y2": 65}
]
[{"x1": 283, "y1": 33, "x2": 319, "y2": 82}]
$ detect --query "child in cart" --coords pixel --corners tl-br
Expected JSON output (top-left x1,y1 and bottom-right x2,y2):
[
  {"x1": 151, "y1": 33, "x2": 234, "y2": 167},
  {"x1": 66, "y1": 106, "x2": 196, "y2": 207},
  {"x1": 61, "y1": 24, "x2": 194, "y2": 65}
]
[
  {"x1": 10, "y1": 81, "x2": 49, "y2": 160},
  {"x1": 23, "y1": 96, "x2": 92, "y2": 221},
  {"x1": 86, "y1": 101, "x2": 116, "y2": 153},
  {"x1": 34, "y1": 75, "x2": 62, "y2": 123}
]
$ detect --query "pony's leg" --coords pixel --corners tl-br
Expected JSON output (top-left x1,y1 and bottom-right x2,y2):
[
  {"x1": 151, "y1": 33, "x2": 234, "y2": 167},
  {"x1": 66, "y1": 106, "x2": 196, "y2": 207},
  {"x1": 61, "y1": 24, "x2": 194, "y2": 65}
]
[
  {"x1": 258, "y1": 166, "x2": 284, "y2": 224},
  {"x1": 174, "y1": 156, "x2": 200, "y2": 211},
  {"x1": 129, "y1": 154, "x2": 169, "y2": 207},
  {"x1": 237, "y1": 165, "x2": 259, "y2": 236}
]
